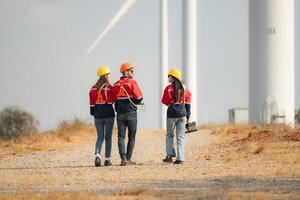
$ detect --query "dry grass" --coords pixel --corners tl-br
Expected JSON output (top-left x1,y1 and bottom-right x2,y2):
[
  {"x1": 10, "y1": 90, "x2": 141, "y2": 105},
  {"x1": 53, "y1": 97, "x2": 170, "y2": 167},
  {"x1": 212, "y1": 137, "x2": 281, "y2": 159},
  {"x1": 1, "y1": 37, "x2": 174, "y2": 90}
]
[
  {"x1": 199, "y1": 124, "x2": 300, "y2": 165},
  {"x1": 199, "y1": 123, "x2": 300, "y2": 144},
  {"x1": 0, "y1": 119, "x2": 101, "y2": 158}
]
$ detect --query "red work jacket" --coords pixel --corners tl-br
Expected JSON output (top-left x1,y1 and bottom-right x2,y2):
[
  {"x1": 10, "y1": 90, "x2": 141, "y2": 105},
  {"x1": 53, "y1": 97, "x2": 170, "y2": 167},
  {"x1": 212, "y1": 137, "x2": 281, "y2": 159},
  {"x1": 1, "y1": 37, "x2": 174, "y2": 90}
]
[{"x1": 162, "y1": 84, "x2": 191, "y2": 106}]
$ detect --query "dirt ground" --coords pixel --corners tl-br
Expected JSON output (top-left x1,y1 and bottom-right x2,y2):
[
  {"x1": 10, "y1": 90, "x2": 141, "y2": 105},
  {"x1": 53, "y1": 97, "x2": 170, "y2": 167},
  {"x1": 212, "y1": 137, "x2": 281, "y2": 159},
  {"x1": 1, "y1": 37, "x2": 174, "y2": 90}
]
[{"x1": 0, "y1": 124, "x2": 299, "y2": 199}]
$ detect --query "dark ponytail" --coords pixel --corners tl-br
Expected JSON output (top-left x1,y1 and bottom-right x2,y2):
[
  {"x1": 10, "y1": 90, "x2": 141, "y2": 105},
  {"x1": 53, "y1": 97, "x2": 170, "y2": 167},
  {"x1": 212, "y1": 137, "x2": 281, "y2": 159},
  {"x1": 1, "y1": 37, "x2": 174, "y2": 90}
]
[
  {"x1": 172, "y1": 77, "x2": 185, "y2": 102},
  {"x1": 96, "y1": 76, "x2": 108, "y2": 92}
]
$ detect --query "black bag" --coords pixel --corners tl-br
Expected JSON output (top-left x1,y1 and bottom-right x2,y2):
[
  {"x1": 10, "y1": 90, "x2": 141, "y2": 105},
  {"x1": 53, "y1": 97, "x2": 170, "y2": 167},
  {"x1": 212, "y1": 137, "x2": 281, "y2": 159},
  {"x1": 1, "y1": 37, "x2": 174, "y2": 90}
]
[{"x1": 185, "y1": 121, "x2": 197, "y2": 133}]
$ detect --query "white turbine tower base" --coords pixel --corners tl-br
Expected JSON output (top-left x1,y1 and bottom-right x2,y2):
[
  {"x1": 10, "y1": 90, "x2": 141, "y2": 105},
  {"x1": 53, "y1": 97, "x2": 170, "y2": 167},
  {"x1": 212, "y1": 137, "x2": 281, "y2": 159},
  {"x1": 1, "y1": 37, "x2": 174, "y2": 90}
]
[
  {"x1": 160, "y1": 0, "x2": 168, "y2": 129},
  {"x1": 183, "y1": 0, "x2": 197, "y2": 123},
  {"x1": 249, "y1": 0, "x2": 295, "y2": 125}
]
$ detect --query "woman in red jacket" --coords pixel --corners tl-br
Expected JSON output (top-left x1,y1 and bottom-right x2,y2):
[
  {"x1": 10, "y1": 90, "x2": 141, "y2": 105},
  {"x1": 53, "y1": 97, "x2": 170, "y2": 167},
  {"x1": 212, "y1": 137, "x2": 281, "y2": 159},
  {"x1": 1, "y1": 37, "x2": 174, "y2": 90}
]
[
  {"x1": 162, "y1": 68, "x2": 191, "y2": 164},
  {"x1": 89, "y1": 66, "x2": 116, "y2": 167}
]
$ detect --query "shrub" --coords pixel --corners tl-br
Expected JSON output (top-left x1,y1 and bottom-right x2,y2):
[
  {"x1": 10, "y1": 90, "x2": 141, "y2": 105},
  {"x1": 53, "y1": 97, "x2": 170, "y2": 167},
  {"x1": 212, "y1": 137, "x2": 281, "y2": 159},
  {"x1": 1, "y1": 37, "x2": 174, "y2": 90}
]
[
  {"x1": 0, "y1": 106, "x2": 38, "y2": 139},
  {"x1": 57, "y1": 117, "x2": 86, "y2": 132}
]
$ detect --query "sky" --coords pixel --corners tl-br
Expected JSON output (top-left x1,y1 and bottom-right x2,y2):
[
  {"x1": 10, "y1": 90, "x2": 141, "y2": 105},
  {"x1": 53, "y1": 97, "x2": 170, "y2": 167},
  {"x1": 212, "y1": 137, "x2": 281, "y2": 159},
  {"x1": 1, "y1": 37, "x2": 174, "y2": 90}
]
[{"x1": 0, "y1": 0, "x2": 299, "y2": 131}]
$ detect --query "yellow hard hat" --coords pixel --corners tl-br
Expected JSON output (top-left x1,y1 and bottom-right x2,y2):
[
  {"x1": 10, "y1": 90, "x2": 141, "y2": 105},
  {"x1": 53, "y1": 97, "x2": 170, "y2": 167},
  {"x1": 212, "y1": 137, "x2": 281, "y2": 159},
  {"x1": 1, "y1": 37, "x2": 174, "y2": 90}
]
[
  {"x1": 168, "y1": 68, "x2": 182, "y2": 80},
  {"x1": 97, "y1": 66, "x2": 110, "y2": 77}
]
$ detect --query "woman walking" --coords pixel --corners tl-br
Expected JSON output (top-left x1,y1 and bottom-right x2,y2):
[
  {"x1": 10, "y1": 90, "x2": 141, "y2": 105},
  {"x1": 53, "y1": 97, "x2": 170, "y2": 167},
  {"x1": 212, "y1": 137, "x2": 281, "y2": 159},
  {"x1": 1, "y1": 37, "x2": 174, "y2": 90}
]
[
  {"x1": 161, "y1": 68, "x2": 191, "y2": 164},
  {"x1": 89, "y1": 66, "x2": 116, "y2": 167}
]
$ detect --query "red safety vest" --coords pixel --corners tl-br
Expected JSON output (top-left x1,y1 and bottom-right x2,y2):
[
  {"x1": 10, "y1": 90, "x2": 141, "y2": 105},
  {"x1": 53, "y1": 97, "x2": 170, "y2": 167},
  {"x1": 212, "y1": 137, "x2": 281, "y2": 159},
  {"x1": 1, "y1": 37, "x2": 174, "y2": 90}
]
[
  {"x1": 162, "y1": 84, "x2": 191, "y2": 106},
  {"x1": 113, "y1": 77, "x2": 143, "y2": 100},
  {"x1": 89, "y1": 83, "x2": 116, "y2": 106}
]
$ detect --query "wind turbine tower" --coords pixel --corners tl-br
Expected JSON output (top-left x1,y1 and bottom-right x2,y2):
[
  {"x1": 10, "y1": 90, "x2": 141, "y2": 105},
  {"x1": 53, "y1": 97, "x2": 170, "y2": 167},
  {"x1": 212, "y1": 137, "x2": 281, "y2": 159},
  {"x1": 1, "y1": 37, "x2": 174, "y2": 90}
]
[
  {"x1": 160, "y1": 0, "x2": 168, "y2": 129},
  {"x1": 183, "y1": 0, "x2": 198, "y2": 123},
  {"x1": 249, "y1": 0, "x2": 295, "y2": 125}
]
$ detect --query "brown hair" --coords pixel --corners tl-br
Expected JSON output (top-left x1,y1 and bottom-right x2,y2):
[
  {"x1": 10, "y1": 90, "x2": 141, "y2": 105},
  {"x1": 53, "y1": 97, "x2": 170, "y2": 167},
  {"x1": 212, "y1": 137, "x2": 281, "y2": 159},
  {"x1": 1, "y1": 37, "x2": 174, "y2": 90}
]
[
  {"x1": 96, "y1": 76, "x2": 108, "y2": 92},
  {"x1": 172, "y1": 76, "x2": 184, "y2": 102}
]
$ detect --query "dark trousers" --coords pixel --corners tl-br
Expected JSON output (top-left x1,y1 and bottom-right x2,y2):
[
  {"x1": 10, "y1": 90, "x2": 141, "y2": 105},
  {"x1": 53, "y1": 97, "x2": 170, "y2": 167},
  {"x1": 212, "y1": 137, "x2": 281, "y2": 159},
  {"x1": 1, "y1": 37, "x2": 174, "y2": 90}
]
[{"x1": 117, "y1": 112, "x2": 137, "y2": 160}]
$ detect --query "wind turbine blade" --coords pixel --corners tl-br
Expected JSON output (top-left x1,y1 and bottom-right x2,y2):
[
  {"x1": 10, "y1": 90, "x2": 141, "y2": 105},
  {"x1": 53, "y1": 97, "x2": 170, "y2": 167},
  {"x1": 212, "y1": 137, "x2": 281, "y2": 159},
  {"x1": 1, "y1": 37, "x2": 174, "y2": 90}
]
[{"x1": 87, "y1": 0, "x2": 137, "y2": 54}]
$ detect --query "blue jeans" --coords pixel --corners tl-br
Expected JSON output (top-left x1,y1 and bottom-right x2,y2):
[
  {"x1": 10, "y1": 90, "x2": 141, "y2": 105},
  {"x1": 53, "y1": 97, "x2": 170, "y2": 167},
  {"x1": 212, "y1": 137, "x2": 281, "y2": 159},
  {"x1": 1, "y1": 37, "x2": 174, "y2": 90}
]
[
  {"x1": 117, "y1": 112, "x2": 137, "y2": 160},
  {"x1": 94, "y1": 117, "x2": 114, "y2": 158},
  {"x1": 166, "y1": 117, "x2": 186, "y2": 161}
]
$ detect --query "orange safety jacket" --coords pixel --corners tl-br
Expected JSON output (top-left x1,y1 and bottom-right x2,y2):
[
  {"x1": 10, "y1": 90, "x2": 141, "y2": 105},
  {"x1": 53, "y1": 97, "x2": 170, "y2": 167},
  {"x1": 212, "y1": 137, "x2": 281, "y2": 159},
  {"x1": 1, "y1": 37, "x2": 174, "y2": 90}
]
[
  {"x1": 89, "y1": 83, "x2": 116, "y2": 118},
  {"x1": 113, "y1": 77, "x2": 143, "y2": 113},
  {"x1": 162, "y1": 84, "x2": 191, "y2": 119}
]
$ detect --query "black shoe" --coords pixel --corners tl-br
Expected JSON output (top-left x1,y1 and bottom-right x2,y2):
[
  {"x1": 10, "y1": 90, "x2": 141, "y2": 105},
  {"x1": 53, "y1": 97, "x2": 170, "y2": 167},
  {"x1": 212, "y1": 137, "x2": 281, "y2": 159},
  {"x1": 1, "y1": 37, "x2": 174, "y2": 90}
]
[
  {"x1": 163, "y1": 156, "x2": 173, "y2": 163},
  {"x1": 95, "y1": 156, "x2": 101, "y2": 167},
  {"x1": 127, "y1": 160, "x2": 136, "y2": 165},
  {"x1": 104, "y1": 160, "x2": 112, "y2": 166},
  {"x1": 173, "y1": 160, "x2": 184, "y2": 164},
  {"x1": 120, "y1": 159, "x2": 128, "y2": 166}
]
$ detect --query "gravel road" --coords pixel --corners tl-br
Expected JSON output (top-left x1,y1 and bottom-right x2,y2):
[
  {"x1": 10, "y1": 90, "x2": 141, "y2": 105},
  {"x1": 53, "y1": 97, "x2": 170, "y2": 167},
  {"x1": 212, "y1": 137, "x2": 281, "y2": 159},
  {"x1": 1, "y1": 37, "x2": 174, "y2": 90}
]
[{"x1": 0, "y1": 129, "x2": 299, "y2": 199}]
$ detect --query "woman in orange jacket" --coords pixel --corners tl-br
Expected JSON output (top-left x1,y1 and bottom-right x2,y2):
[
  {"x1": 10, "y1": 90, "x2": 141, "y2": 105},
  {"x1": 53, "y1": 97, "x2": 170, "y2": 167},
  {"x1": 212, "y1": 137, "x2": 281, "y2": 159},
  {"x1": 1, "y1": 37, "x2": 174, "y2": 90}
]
[
  {"x1": 89, "y1": 66, "x2": 116, "y2": 167},
  {"x1": 161, "y1": 68, "x2": 191, "y2": 164}
]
